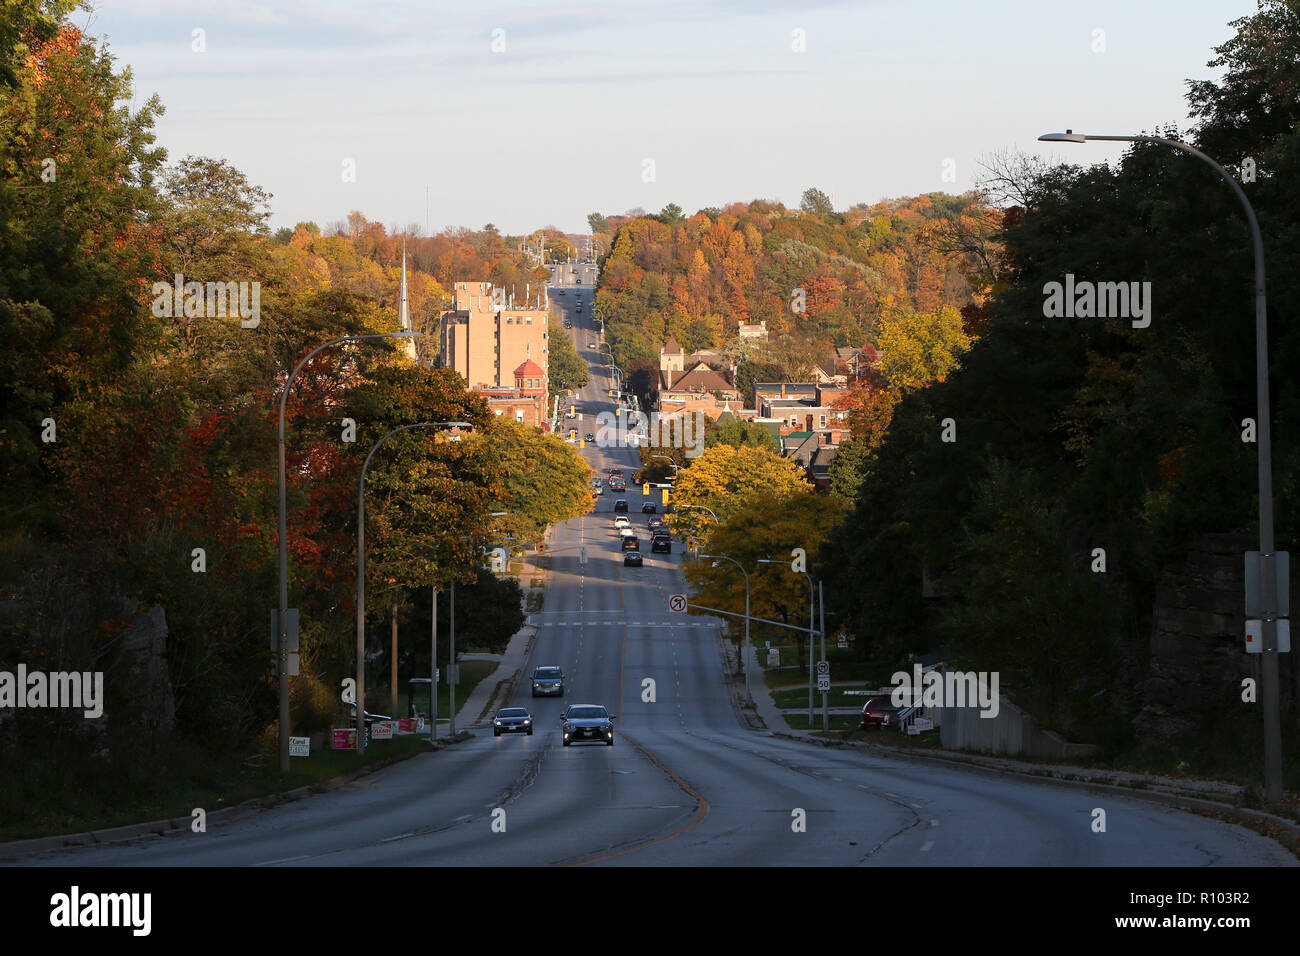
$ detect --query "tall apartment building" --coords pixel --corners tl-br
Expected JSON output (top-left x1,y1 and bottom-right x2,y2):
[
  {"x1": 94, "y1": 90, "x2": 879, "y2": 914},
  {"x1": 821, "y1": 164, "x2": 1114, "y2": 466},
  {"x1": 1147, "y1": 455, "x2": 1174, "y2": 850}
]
[{"x1": 439, "y1": 281, "x2": 549, "y2": 393}]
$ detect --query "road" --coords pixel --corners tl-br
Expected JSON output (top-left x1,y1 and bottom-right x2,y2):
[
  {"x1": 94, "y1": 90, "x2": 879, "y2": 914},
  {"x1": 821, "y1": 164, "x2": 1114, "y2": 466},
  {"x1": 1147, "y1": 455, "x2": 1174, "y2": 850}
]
[{"x1": 16, "y1": 266, "x2": 1294, "y2": 867}]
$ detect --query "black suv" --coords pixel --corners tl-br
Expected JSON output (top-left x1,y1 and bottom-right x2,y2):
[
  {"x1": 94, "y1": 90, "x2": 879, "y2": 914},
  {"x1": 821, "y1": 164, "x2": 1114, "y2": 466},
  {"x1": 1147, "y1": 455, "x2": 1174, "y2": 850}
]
[
  {"x1": 614, "y1": 499, "x2": 628, "y2": 513},
  {"x1": 651, "y1": 534, "x2": 671, "y2": 554}
]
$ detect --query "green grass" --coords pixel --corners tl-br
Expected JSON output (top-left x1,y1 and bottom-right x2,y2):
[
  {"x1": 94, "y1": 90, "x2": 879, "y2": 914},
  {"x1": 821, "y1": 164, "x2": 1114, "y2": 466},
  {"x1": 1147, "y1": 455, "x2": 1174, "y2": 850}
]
[
  {"x1": 772, "y1": 686, "x2": 882, "y2": 709},
  {"x1": 0, "y1": 733, "x2": 451, "y2": 843},
  {"x1": 387, "y1": 659, "x2": 500, "y2": 722},
  {"x1": 780, "y1": 713, "x2": 862, "y2": 732},
  {"x1": 818, "y1": 726, "x2": 945, "y2": 749}
]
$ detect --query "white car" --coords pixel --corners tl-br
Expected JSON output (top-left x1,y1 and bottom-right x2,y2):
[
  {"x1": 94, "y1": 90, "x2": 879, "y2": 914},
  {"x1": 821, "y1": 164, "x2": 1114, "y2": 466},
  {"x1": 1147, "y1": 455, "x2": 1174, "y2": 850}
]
[
  {"x1": 614, "y1": 516, "x2": 630, "y2": 529},
  {"x1": 619, "y1": 527, "x2": 636, "y2": 539}
]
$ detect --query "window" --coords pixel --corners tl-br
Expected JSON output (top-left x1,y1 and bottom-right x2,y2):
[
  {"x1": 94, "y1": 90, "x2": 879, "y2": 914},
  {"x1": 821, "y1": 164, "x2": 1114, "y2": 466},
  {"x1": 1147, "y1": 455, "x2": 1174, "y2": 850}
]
[
  {"x1": 790, "y1": 416, "x2": 799, "y2": 427},
  {"x1": 525, "y1": 316, "x2": 532, "y2": 324},
  {"x1": 515, "y1": 410, "x2": 524, "y2": 422},
  {"x1": 819, "y1": 414, "x2": 827, "y2": 428}
]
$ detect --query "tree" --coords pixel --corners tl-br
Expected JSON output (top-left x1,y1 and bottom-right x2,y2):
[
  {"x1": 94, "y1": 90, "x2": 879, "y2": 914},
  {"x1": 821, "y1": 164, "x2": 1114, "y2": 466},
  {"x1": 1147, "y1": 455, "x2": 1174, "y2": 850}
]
[
  {"x1": 669, "y1": 444, "x2": 812, "y2": 544},
  {"x1": 875, "y1": 306, "x2": 971, "y2": 391},
  {"x1": 685, "y1": 492, "x2": 849, "y2": 644},
  {"x1": 800, "y1": 187, "x2": 834, "y2": 216},
  {"x1": 548, "y1": 318, "x2": 590, "y2": 393},
  {"x1": 478, "y1": 418, "x2": 593, "y2": 544},
  {"x1": 660, "y1": 203, "x2": 685, "y2": 224},
  {"x1": 705, "y1": 414, "x2": 778, "y2": 452},
  {"x1": 159, "y1": 155, "x2": 274, "y2": 271},
  {"x1": 587, "y1": 212, "x2": 610, "y2": 235}
]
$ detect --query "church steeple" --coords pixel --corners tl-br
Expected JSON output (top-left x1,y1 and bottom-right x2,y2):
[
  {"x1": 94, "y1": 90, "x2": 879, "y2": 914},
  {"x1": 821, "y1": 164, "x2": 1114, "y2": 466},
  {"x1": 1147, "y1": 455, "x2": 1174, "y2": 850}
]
[{"x1": 398, "y1": 242, "x2": 418, "y2": 361}]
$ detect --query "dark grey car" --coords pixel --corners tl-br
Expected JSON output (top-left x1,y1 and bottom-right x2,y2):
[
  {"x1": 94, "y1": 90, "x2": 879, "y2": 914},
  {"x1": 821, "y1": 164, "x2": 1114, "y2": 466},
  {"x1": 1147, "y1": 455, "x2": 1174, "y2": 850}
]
[
  {"x1": 493, "y1": 707, "x2": 534, "y2": 736},
  {"x1": 561, "y1": 704, "x2": 615, "y2": 746},
  {"x1": 531, "y1": 665, "x2": 564, "y2": 697}
]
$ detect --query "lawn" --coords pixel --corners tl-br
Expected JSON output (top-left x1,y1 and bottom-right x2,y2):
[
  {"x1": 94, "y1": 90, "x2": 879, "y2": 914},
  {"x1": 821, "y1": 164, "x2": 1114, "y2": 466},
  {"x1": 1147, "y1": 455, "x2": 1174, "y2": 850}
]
[
  {"x1": 772, "y1": 685, "x2": 884, "y2": 709},
  {"x1": 388, "y1": 658, "x2": 500, "y2": 722}
]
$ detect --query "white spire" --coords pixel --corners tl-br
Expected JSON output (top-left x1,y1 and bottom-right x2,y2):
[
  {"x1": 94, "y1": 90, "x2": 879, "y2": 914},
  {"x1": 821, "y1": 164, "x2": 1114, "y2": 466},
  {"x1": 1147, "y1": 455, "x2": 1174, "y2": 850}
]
[{"x1": 398, "y1": 242, "x2": 417, "y2": 361}]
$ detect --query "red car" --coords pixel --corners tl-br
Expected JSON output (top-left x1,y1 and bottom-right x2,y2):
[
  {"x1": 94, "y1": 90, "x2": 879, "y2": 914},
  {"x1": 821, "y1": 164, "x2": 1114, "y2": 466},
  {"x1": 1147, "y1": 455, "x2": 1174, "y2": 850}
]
[{"x1": 859, "y1": 697, "x2": 899, "y2": 730}]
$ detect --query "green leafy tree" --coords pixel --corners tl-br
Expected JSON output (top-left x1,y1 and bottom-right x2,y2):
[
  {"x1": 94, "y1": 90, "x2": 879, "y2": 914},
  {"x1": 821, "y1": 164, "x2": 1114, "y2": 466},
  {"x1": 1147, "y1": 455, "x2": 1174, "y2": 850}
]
[
  {"x1": 800, "y1": 187, "x2": 834, "y2": 216},
  {"x1": 548, "y1": 318, "x2": 590, "y2": 393}
]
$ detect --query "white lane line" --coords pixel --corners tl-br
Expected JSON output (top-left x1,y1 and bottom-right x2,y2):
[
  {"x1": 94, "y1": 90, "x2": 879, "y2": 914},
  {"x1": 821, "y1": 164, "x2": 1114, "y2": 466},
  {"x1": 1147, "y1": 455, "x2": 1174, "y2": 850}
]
[
  {"x1": 920, "y1": 841, "x2": 934, "y2": 852},
  {"x1": 253, "y1": 854, "x2": 312, "y2": 866},
  {"x1": 930, "y1": 819, "x2": 940, "y2": 828}
]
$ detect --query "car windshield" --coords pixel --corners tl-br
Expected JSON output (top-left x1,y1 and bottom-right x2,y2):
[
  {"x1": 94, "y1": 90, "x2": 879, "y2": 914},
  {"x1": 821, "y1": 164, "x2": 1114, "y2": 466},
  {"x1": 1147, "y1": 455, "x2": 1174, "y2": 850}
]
[
  {"x1": 568, "y1": 706, "x2": 608, "y2": 720},
  {"x1": 866, "y1": 698, "x2": 898, "y2": 711},
  {"x1": 499, "y1": 708, "x2": 528, "y2": 717},
  {"x1": 535, "y1": 668, "x2": 561, "y2": 679}
]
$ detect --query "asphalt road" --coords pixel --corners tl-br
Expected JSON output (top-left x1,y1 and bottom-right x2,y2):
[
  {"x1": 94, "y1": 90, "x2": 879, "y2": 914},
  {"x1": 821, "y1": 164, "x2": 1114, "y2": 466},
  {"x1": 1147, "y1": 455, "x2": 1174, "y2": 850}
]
[{"x1": 19, "y1": 272, "x2": 1295, "y2": 867}]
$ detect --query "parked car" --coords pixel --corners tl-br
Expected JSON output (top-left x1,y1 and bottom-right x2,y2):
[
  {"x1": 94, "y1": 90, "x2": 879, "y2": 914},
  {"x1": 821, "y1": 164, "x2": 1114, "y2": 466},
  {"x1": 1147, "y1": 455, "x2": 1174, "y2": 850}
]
[
  {"x1": 641, "y1": 502, "x2": 657, "y2": 513},
  {"x1": 585, "y1": 432, "x2": 595, "y2": 442},
  {"x1": 614, "y1": 499, "x2": 628, "y2": 512},
  {"x1": 651, "y1": 534, "x2": 671, "y2": 554},
  {"x1": 624, "y1": 550, "x2": 643, "y2": 567},
  {"x1": 531, "y1": 666, "x2": 565, "y2": 697},
  {"x1": 621, "y1": 535, "x2": 639, "y2": 551},
  {"x1": 561, "y1": 704, "x2": 615, "y2": 746},
  {"x1": 493, "y1": 707, "x2": 534, "y2": 736},
  {"x1": 859, "y1": 697, "x2": 900, "y2": 730}
]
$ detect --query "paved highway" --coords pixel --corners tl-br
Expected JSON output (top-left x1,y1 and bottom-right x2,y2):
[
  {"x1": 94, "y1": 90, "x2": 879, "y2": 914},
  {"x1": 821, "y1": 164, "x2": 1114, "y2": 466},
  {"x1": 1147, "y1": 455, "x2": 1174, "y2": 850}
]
[{"x1": 18, "y1": 268, "x2": 1295, "y2": 867}]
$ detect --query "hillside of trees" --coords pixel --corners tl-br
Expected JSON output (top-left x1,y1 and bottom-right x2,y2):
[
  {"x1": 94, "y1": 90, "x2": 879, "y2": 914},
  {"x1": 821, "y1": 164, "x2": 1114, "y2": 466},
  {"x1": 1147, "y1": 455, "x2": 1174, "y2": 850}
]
[
  {"x1": 591, "y1": 192, "x2": 1000, "y2": 377},
  {"x1": 821, "y1": 0, "x2": 1300, "y2": 771},
  {"x1": 0, "y1": 5, "x2": 591, "y2": 831}
]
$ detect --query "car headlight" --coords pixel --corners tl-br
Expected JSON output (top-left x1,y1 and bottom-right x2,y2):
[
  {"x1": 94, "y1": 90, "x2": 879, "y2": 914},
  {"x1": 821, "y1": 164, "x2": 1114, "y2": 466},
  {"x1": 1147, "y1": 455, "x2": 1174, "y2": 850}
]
[
  {"x1": 523, "y1": 718, "x2": 531, "y2": 724},
  {"x1": 494, "y1": 720, "x2": 502, "y2": 725}
]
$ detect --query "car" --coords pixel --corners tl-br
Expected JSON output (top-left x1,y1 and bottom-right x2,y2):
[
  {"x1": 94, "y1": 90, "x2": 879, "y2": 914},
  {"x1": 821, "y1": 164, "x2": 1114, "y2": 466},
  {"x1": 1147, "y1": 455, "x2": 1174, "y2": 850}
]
[
  {"x1": 859, "y1": 697, "x2": 900, "y2": 730},
  {"x1": 641, "y1": 502, "x2": 657, "y2": 514},
  {"x1": 619, "y1": 527, "x2": 636, "y2": 539},
  {"x1": 576, "y1": 305, "x2": 583, "y2": 313},
  {"x1": 614, "y1": 515, "x2": 629, "y2": 528},
  {"x1": 621, "y1": 535, "x2": 639, "y2": 551},
  {"x1": 609, "y1": 481, "x2": 626, "y2": 492},
  {"x1": 493, "y1": 707, "x2": 534, "y2": 736},
  {"x1": 561, "y1": 704, "x2": 615, "y2": 746},
  {"x1": 556, "y1": 289, "x2": 567, "y2": 296},
  {"x1": 563, "y1": 319, "x2": 572, "y2": 328},
  {"x1": 608, "y1": 469, "x2": 623, "y2": 479},
  {"x1": 651, "y1": 534, "x2": 671, "y2": 554},
  {"x1": 614, "y1": 499, "x2": 628, "y2": 512},
  {"x1": 531, "y1": 666, "x2": 565, "y2": 697},
  {"x1": 647, "y1": 518, "x2": 664, "y2": 530},
  {"x1": 585, "y1": 432, "x2": 595, "y2": 442},
  {"x1": 589, "y1": 341, "x2": 597, "y2": 348},
  {"x1": 624, "y1": 550, "x2": 643, "y2": 567}
]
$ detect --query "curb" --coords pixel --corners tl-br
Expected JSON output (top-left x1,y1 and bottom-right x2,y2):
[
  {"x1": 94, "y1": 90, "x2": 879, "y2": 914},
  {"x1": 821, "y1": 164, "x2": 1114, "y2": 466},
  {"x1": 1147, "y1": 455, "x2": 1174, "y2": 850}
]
[
  {"x1": 768, "y1": 731, "x2": 1300, "y2": 848},
  {"x1": 0, "y1": 732, "x2": 473, "y2": 861}
]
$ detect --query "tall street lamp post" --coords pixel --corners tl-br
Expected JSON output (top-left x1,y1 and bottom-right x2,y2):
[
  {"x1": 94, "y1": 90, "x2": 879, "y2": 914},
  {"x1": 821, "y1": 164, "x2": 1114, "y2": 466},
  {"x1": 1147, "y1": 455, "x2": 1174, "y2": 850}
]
[
  {"x1": 1039, "y1": 130, "x2": 1282, "y2": 801},
  {"x1": 276, "y1": 330, "x2": 422, "y2": 772},
  {"x1": 759, "y1": 559, "x2": 816, "y2": 724},
  {"x1": 355, "y1": 421, "x2": 471, "y2": 754},
  {"x1": 701, "y1": 553, "x2": 752, "y2": 707}
]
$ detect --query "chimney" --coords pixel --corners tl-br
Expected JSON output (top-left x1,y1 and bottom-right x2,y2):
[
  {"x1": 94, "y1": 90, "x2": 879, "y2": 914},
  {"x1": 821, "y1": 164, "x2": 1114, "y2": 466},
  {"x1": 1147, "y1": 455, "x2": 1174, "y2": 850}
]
[{"x1": 805, "y1": 414, "x2": 813, "y2": 432}]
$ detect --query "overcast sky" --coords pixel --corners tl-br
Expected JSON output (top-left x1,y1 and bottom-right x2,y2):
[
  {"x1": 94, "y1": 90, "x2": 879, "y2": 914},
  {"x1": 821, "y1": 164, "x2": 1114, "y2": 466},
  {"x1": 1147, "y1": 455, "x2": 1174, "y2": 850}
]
[{"x1": 87, "y1": 0, "x2": 1254, "y2": 236}]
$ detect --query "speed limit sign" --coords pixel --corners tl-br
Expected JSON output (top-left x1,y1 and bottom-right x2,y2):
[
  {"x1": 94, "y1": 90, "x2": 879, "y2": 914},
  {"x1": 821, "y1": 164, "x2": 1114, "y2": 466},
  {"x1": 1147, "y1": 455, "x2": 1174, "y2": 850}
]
[{"x1": 817, "y1": 675, "x2": 831, "y2": 693}]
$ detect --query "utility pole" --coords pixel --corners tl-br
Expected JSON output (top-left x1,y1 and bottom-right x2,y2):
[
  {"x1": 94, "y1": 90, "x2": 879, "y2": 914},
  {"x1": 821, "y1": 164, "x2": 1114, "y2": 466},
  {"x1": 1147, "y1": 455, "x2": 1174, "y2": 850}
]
[
  {"x1": 436, "y1": 582, "x2": 441, "y2": 749},
  {"x1": 819, "y1": 579, "x2": 828, "y2": 732},
  {"x1": 391, "y1": 601, "x2": 398, "y2": 718},
  {"x1": 448, "y1": 579, "x2": 457, "y2": 736}
]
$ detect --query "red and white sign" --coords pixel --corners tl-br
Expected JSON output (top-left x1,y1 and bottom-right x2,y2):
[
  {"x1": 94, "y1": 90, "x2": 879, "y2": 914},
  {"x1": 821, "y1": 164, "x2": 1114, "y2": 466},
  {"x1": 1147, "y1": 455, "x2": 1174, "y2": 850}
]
[
  {"x1": 668, "y1": 594, "x2": 687, "y2": 613},
  {"x1": 371, "y1": 721, "x2": 394, "y2": 740}
]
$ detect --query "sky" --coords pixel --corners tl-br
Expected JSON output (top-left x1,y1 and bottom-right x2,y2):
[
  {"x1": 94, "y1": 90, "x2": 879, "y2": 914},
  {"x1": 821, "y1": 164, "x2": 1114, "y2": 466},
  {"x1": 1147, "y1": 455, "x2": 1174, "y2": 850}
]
[{"x1": 85, "y1": 0, "x2": 1256, "y2": 236}]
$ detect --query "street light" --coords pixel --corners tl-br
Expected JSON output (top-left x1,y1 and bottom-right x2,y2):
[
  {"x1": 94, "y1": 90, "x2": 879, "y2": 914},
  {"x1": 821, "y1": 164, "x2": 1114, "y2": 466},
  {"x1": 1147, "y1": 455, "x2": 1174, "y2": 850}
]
[
  {"x1": 276, "y1": 330, "x2": 422, "y2": 772},
  {"x1": 759, "y1": 559, "x2": 820, "y2": 727},
  {"x1": 355, "y1": 420, "x2": 472, "y2": 754},
  {"x1": 647, "y1": 454, "x2": 680, "y2": 478},
  {"x1": 1038, "y1": 129, "x2": 1282, "y2": 801},
  {"x1": 701, "y1": 554, "x2": 753, "y2": 707}
]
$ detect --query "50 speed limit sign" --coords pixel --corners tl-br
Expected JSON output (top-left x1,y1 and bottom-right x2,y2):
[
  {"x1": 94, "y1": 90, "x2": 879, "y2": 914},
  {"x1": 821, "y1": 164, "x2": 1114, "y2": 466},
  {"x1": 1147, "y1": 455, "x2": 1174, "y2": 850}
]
[{"x1": 668, "y1": 594, "x2": 687, "y2": 613}]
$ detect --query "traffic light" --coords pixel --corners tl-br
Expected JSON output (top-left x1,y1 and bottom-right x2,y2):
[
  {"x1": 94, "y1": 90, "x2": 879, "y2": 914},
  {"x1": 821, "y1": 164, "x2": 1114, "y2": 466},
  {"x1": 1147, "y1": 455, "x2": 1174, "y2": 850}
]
[
  {"x1": 663, "y1": 488, "x2": 671, "y2": 504},
  {"x1": 642, "y1": 483, "x2": 649, "y2": 496},
  {"x1": 569, "y1": 405, "x2": 575, "y2": 415},
  {"x1": 569, "y1": 429, "x2": 577, "y2": 440}
]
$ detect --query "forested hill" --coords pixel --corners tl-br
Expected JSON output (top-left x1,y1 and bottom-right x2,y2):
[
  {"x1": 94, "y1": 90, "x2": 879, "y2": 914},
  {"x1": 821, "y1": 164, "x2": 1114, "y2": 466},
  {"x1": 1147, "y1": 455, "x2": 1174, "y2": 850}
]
[{"x1": 590, "y1": 193, "x2": 1001, "y2": 366}]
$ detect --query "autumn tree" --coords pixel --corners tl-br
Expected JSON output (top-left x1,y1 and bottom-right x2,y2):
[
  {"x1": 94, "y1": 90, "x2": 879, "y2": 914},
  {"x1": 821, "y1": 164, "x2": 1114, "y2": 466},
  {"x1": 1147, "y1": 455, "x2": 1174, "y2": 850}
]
[{"x1": 669, "y1": 444, "x2": 811, "y2": 545}]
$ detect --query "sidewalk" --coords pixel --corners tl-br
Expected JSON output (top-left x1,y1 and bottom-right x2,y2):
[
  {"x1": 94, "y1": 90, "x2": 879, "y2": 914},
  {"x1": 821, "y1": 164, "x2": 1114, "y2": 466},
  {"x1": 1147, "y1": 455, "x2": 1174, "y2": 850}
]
[{"x1": 456, "y1": 622, "x2": 537, "y2": 729}]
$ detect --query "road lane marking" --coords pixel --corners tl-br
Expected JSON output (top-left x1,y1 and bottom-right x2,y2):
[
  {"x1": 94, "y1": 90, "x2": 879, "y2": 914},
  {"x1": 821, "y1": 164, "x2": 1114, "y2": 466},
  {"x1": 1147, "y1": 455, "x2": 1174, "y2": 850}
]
[{"x1": 920, "y1": 841, "x2": 934, "y2": 852}]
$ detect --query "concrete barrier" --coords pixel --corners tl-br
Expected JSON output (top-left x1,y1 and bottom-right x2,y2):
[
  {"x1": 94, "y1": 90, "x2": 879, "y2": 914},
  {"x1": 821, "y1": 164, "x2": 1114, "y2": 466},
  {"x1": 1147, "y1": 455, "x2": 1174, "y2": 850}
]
[{"x1": 937, "y1": 693, "x2": 1099, "y2": 760}]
